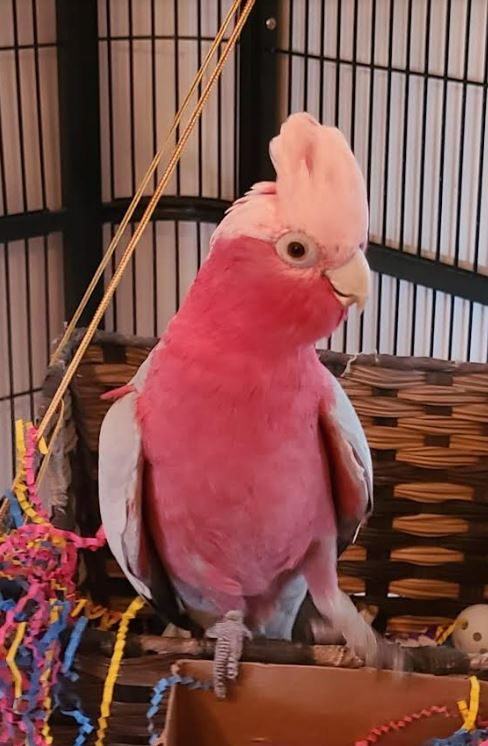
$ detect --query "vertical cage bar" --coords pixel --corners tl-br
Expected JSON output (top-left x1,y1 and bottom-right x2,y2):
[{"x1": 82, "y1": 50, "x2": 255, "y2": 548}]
[
  {"x1": 56, "y1": 0, "x2": 103, "y2": 323},
  {"x1": 318, "y1": 0, "x2": 326, "y2": 124},
  {"x1": 334, "y1": 0, "x2": 342, "y2": 127},
  {"x1": 173, "y1": 0, "x2": 181, "y2": 193},
  {"x1": 105, "y1": 0, "x2": 118, "y2": 330},
  {"x1": 399, "y1": 0, "x2": 413, "y2": 253},
  {"x1": 361, "y1": 0, "x2": 377, "y2": 352},
  {"x1": 303, "y1": 0, "x2": 310, "y2": 111},
  {"x1": 416, "y1": 0, "x2": 432, "y2": 257},
  {"x1": 286, "y1": 0, "x2": 294, "y2": 116},
  {"x1": 150, "y1": 0, "x2": 158, "y2": 336},
  {"x1": 32, "y1": 0, "x2": 52, "y2": 360},
  {"x1": 197, "y1": 0, "x2": 203, "y2": 199},
  {"x1": 473, "y1": 12, "x2": 488, "y2": 277},
  {"x1": 2, "y1": 243, "x2": 16, "y2": 475},
  {"x1": 238, "y1": 0, "x2": 279, "y2": 194},
  {"x1": 434, "y1": 0, "x2": 452, "y2": 263},
  {"x1": 217, "y1": 0, "x2": 223, "y2": 200},
  {"x1": 128, "y1": 0, "x2": 137, "y2": 335},
  {"x1": 453, "y1": 0, "x2": 472, "y2": 269},
  {"x1": 0, "y1": 72, "x2": 15, "y2": 470},
  {"x1": 12, "y1": 1, "x2": 35, "y2": 416}
]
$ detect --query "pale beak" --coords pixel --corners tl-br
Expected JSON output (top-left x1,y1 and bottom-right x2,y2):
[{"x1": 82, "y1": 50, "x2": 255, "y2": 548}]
[{"x1": 324, "y1": 249, "x2": 371, "y2": 312}]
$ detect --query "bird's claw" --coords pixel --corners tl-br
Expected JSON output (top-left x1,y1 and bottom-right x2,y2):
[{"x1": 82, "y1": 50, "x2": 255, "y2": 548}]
[{"x1": 206, "y1": 610, "x2": 252, "y2": 698}]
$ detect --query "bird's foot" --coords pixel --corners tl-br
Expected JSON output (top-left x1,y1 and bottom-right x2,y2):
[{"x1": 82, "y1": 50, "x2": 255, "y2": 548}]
[{"x1": 205, "y1": 610, "x2": 252, "y2": 698}]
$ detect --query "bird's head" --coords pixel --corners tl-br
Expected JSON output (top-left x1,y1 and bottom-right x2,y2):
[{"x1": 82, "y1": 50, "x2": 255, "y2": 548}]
[{"x1": 188, "y1": 113, "x2": 371, "y2": 351}]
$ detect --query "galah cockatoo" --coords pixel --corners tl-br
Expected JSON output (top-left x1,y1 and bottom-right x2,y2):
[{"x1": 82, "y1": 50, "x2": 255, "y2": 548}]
[{"x1": 99, "y1": 112, "x2": 390, "y2": 696}]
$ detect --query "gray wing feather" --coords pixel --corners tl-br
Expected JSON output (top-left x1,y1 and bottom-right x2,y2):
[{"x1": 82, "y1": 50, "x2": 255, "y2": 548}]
[
  {"x1": 98, "y1": 343, "x2": 194, "y2": 628},
  {"x1": 269, "y1": 367, "x2": 373, "y2": 642}
]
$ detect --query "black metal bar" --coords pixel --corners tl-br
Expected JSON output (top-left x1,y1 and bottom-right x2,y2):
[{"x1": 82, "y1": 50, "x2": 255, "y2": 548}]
[
  {"x1": 197, "y1": 0, "x2": 203, "y2": 199},
  {"x1": 31, "y1": 0, "x2": 47, "y2": 210},
  {"x1": 447, "y1": 295, "x2": 456, "y2": 361},
  {"x1": 97, "y1": 34, "x2": 225, "y2": 43},
  {"x1": 43, "y1": 234, "x2": 51, "y2": 362},
  {"x1": 416, "y1": 0, "x2": 432, "y2": 257},
  {"x1": 101, "y1": 196, "x2": 230, "y2": 225},
  {"x1": 217, "y1": 0, "x2": 223, "y2": 199},
  {"x1": 399, "y1": 0, "x2": 414, "y2": 356},
  {"x1": 429, "y1": 290, "x2": 437, "y2": 358},
  {"x1": 380, "y1": 2, "x2": 395, "y2": 255},
  {"x1": 0, "y1": 388, "x2": 42, "y2": 405},
  {"x1": 435, "y1": 0, "x2": 452, "y2": 264},
  {"x1": 361, "y1": 0, "x2": 377, "y2": 353},
  {"x1": 409, "y1": 284, "x2": 418, "y2": 357},
  {"x1": 238, "y1": 0, "x2": 279, "y2": 194},
  {"x1": 473, "y1": 11, "x2": 488, "y2": 276},
  {"x1": 174, "y1": 221, "x2": 180, "y2": 312},
  {"x1": 173, "y1": 0, "x2": 181, "y2": 193},
  {"x1": 334, "y1": 0, "x2": 342, "y2": 127},
  {"x1": 343, "y1": 0, "x2": 359, "y2": 353},
  {"x1": 32, "y1": 0, "x2": 52, "y2": 362},
  {"x1": 11, "y1": 0, "x2": 28, "y2": 213},
  {"x1": 55, "y1": 0, "x2": 103, "y2": 323},
  {"x1": 105, "y1": 0, "x2": 115, "y2": 200},
  {"x1": 0, "y1": 209, "x2": 68, "y2": 243},
  {"x1": 431, "y1": 0, "x2": 452, "y2": 357},
  {"x1": 453, "y1": 0, "x2": 472, "y2": 269},
  {"x1": 318, "y1": 0, "x2": 325, "y2": 123},
  {"x1": 233, "y1": 8, "x2": 240, "y2": 198},
  {"x1": 105, "y1": 0, "x2": 117, "y2": 330},
  {"x1": 197, "y1": 221, "x2": 202, "y2": 268},
  {"x1": 466, "y1": 300, "x2": 474, "y2": 362},
  {"x1": 12, "y1": 0, "x2": 34, "y2": 413},
  {"x1": 128, "y1": 0, "x2": 137, "y2": 336},
  {"x1": 23, "y1": 236, "x2": 35, "y2": 417},
  {"x1": 1, "y1": 241, "x2": 16, "y2": 475},
  {"x1": 367, "y1": 243, "x2": 488, "y2": 307},
  {"x1": 399, "y1": 0, "x2": 413, "y2": 253},
  {"x1": 150, "y1": 0, "x2": 158, "y2": 337},
  {"x1": 274, "y1": 49, "x2": 486, "y2": 90},
  {"x1": 108, "y1": 223, "x2": 117, "y2": 330},
  {"x1": 286, "y1": 0, "x2": 294, "y2": 116},
  {"x1": 303, "y1": 0, "x2": 310, "y2": 111},
  {"x1": 350, "y1": 0, "x2": 358, "y2": 150},
  {"x1": 0, "y1": 42, "x2": 54, "y2": 52}
]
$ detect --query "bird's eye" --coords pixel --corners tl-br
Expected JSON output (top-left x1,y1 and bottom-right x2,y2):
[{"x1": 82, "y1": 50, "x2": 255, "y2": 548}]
[
  {"x1": 275, "y1": 231, "x2": 318, "y2": 268},
  {"x1": 287, "y1": 242, "x2": 306, "y2": 259}
]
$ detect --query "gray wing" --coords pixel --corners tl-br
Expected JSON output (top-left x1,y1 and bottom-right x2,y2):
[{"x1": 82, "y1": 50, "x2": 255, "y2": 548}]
[
  {"x1": 266, "y1": 367, "x2": 373, "y2": 642},
  {"x1": 98, "y1": 346, "x2": 195, "y2": 630},
  {"x1": 319, "y1": 368, "x2": 373, "y2": 554}
]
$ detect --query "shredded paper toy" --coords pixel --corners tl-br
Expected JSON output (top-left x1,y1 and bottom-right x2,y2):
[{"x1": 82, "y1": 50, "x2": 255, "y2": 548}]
[
  {"x1": 355, "y1": 677, "x2": 488, "y2": 746},
  {"x1": 0, "y1": 420, "x2": 143, "y2": 746}
]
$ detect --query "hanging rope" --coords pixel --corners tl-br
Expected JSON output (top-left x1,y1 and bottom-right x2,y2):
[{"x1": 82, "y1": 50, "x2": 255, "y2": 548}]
[
  {"x1": 1, "y1": 0, "x2": 256, "y2": 522},
  {"x1": 48, "y1": 0, "x2": 242, "y2": 368}
]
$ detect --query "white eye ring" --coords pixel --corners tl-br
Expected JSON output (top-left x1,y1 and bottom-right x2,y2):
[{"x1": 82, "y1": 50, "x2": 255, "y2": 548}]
[{"x1": 275, "y1": 231, "x2": 319, "y2": 268}]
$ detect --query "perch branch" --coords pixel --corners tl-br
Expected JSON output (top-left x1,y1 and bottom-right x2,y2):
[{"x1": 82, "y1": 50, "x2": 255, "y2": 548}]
[{"x1": 77, "y1": 630, "x2": 481, "y2": 679}]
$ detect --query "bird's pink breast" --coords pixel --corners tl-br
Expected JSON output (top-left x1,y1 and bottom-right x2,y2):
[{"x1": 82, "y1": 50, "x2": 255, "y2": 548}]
[{"x1": 137, "y1": 343, "x2": 336, "y2": 612}]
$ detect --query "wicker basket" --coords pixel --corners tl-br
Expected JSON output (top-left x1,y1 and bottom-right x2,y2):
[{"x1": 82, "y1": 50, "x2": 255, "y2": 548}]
[{"x1": 38, "y1": 330, "x2": 488, "y2": 744}]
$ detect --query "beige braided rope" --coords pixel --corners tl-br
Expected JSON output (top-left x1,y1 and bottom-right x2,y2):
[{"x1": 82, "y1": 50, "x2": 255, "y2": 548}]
[
  {"x1": 48, "y1": 0, "x2": 242, "y2": 368},
  {"x1": 1, "y1": 0, "x2": 256, "y2": 521}
]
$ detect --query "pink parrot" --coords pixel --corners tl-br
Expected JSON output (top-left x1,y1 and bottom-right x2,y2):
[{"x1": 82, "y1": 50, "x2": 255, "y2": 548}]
[{"x1": 98, "y1": 112, "x2": 393, "y2": 696}]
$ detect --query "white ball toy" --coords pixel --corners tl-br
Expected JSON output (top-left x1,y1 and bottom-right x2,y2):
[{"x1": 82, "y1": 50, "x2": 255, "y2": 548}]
[{"x1": 451, "y1": 604, "x2": 488, "y2": 654}]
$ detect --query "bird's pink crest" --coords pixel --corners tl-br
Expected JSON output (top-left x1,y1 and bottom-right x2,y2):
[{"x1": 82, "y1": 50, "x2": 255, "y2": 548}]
[
  {"x1": 269, "y1": 113, "x2": 368, "y2": 258},
  {"x1": 211, "y1": 112, "x2": 368, "y2": 267}
]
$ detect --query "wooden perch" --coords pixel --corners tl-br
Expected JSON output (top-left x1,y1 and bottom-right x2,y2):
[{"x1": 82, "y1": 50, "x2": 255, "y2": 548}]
[{"x1": 77, "y1": 629, "x2": 481, "y2": 684}]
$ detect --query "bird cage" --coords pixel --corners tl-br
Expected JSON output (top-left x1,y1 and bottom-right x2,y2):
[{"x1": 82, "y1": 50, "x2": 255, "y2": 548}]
[{"x1": 1, "y1": 2, "x2": 488, "y2": 745}]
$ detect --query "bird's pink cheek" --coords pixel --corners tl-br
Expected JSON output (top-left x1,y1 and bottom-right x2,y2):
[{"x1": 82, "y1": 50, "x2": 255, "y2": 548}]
[{"x1": 319, "y1": 294, "x2": 347, "y2": 338}]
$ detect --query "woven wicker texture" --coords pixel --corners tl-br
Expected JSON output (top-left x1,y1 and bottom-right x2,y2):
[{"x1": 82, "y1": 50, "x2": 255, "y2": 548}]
[{"x1": 40, "y1": 332, "x2": 488, "y2": 635}]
